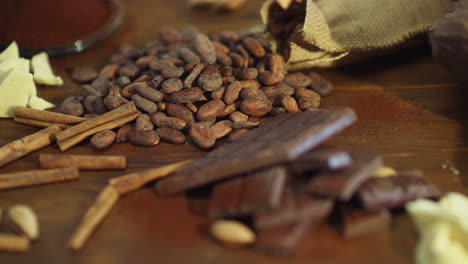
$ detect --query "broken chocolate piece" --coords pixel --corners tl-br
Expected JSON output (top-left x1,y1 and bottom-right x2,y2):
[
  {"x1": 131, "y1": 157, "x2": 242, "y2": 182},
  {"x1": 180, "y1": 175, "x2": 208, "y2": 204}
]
[
  {"x1": 288, "y1": 146, "x2": 352, "y2": 174},
  {"x1": 155, "y1": 108, "x2": 357, "y2": 195},
  {"x1": 337, "y1": 205, "x2": 391, "y2": 238},
  {"x1": 208, "y1": 166, "x2": 287, "y2": 218},
  {"x1": 358, "y1": 171, "x2": 440, "y2": 211},
  {"x1": 305, "y1": 150, "x2": 382, "y2": 201},
  {"x1": 254, "y1": 189, "x2": 333, "y2": 230}
]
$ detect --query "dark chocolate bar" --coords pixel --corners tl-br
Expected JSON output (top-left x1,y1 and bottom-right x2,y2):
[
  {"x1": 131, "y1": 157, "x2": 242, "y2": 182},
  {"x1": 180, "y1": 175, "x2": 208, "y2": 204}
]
[
  {"x1": 358, "y1": 170, "x2": 440, "y2": 211},
  {"x1": 288, "y1": 146, "x2": 352, "y2": 174},
  {"x1": 254, "y1": 189, "x2": 333, "y2": 230},
  {"x1": 254, "y1": 219, "x2": 315, "y2": 256},
  {"x1": 337, "y1": 205, "x2": 391, "y2": 238},
  {"x1": 155, "y1": 108, "x2": 357, "y2": 195},
  {"x1": 305, "y1": 150, "x2": 382, "y2": 201},
  {"x1": 208, "y1": 166, "x2": 287, "y2": 218}
]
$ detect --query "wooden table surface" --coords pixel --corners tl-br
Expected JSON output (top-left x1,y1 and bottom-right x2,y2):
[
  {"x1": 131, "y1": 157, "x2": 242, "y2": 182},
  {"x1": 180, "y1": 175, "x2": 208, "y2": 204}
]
[{"x1": 1, "y1": 0, "x2": 467, "y2": 263}]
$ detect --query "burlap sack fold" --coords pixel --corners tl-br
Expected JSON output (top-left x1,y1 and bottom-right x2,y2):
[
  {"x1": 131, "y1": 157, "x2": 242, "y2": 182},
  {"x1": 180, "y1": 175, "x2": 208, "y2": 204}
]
[{"x1": 261, "y1": 0, "x2": 453, "y2": 69}]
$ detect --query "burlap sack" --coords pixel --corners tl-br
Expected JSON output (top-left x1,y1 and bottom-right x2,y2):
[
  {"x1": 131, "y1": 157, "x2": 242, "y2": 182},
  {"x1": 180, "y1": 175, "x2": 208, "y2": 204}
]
[{"x1": 261, "y1": 0, "x2": 453, "y2": 70}]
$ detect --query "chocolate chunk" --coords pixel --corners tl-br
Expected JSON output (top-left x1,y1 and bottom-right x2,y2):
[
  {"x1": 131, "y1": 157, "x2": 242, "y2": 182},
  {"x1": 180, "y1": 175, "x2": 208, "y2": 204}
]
[
  {"x1": 358, "y1": 171, "x2": 440, "y2": 211},
  {"x1": 337, "y1": 206, "x2": 391, "y2": 238},
  {"x1": 155, "y1": 108, "x2": 357, "y2": 195},
  {"x1": 254, "y1": 189, "x2": 333, "y2": 230},
  {"x1": 305, "y1": 150, "x2": 382, "y2": 201},
  {"x1": 288, "y1": 146, "x2": 352, "y2": 174},
  {"x1": 208, "y1": 166, "x2": 288, "y2": 218}
]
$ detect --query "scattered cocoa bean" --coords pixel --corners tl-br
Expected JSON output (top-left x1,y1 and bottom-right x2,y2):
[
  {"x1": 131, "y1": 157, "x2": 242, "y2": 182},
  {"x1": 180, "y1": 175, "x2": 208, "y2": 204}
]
[
  {"x1": 198, "y1": 118, "x2": 216, "y2": 127},
  {"x1": 219, "y1": 66, "x2": 233, "y2": 77},
  {"x1": 149, "y1": 75, "x2": 165, "y2": 89},
  {"x1": 135, "y1": 114, "x2": 154, "y2": 131},
  {"x1": 229, "y1": 111, "x2": 248, "y2": 122},
  {"x1": 116, "y1": 124, "x2": 134, "y2": 143},
  {"x1": 134, "y1": 74, "x2": 151, "y2": 83},
  {"x1": 150, "y1": 112, "x2": 187, "y2": 130},
  {"x1": 118, "y1": 64, "x2": 140, "y2": 78},
  {"x1": 185, "y1": 103, "x2": 198, "y2": 113},
  {"x1": 104, "y1": 95, "x2": 128, "y2": 110},
  {"x1": 189, "y1": 124, "x2": 216, "y2": 149},
  {"x1": 169, "y1": 87, "x2": 204, "y2": 104},
  {"x1": 132, "y1": 94, "x2": 158, "y2": 113},
  {"x1": 91, "y1": 76, "x2": 111, "y2": 95},
  {"x1": 230, "y1": 52, "x2": 245, "y2": 68},
  {"x1": 240, "y1": 96, "x2": 272, "y2": 117},
  {"x1": 129, "y1": 130, "x2": 160, "y2": 147},
  {"x1": 193, "y1": 34, "x2": 217, "y2": 64},
  {"x1": 72, "y1": 67, "x2": 98, "y2": 83},
  {"x1": 158, "y1": 26, "x2": 181, "y2": 45},
  {"x1": 284, "y1": 73, "x2": 312, "y2": 87},
  {"x1": 99, "y1": 64, "x2": 120, "y2": 79},
  {"x1": 269, "y1": 54, "x2": 286, "y2": 74},
  {"x1": 197, "y1": 100, "x2": 226, "y2": 121},
  {"x1": 240, "y1": 87, "x2": 263, "y2": 99},
  {"x1": 183, "y1": 63, "x2": 204, "y2": 88},
  {"x1": 122, "y1": 82, "x2": 147, "y2": 98},
  {"x1": 309, "y1": 72, "x2": 334, "y2": 96},
  {"x1": 294, "y1": 87, "x2": 322, "y2": 100},
  {"x1": 165, "y1": 57, "x2": 185, "y2": 66},
  {"x1": 179, "y1": 47, "x2": 201, "y2": 64},
  {"x1": 166, "y1": 103, "x2": 195, "y2": 125},
  {"x1": 90, "y1": 129, "x2": 116, "y2": 149},
  {"x1": 198, "y1": 66, "x2": 223, "y2": 91},
  {"x1": 149, "y1": 60, "x2": 174, "y2": 72},
  {"x1": 162, "y1": 66, "x2": 184, "y2": 79},
  {"x1": 116, "y1": 76, "x2": 131, "y2": 87},
  {"x1": 211, "y1": 122, "x2": 233, "y2": 139},
  {"x1": 161, "y1": 78, "x2": 184, "y2": 94},
  {"x1": 223, "y1": 81, "x2": 243, "y2": 104},
  {"x1": 156, "y1": 127, "x2": 186, "y2": 144},
  {"x1": 217, "y1": 52, "x2": 233, "y2": 66},
  {"x1": 60, "y1": 96, "x2": 84, "y2": 117},
  {"x1": 212, "y1": 41, "x2": 230, "y2": 54},
  {"x1": 258, "y1": 71, "x2": 283, "y2": 85},
  {"x1": 242, "y1": 37, "x2": 266, "y2": 58},
  {"x1": 136, "y1": 85, "x2": 164, "y2": 102},
  {"x1": 218, "y1": 102, "x2": 237, "y2": 117},
  {"x1": 85, "y1": 95, "x2": 108, "y2": 115},
  {"x1": 80, "y1": 85, "x2": 101, "y2": 98},
  {"x1": 235, "y1": 44, "x2": 250, "y2": 68},
  {"x1": 135, "y1": 56, "x2": 158, "y2": 68},
  {"x1": 234, "y1": 68, "x2": 258, "y2": 80},
  {"x1": 211, "y1": 86, "x2": 225, "y2": 100},
  {"x1": 278, "y1": 95, "x2": 300, "y2": 112},
  {"x1": 297, "y1": 96, "x2": 320, "y2": 110}
]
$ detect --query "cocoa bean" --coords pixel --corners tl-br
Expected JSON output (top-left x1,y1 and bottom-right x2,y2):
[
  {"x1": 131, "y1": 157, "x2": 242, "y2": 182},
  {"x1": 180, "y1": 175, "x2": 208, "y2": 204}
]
[
  {"x1": 184, "y1": 63, "x2": 204, "y2": 88},
  {"x1": 219, "y1": 66, "x2": 233, "y2": 77},
  {"x1": 134, "y1": 74, "x2": 151, "y2": 83},
  {"x1": 158, "y1": 26, "x2": 181, "y2": 45},
  {"x1": 118, "y1": 64, "x2": 140, "y2": 78},
  {"x1": 149, "y1": 75, "x2": 165, "y2": 89},
  {"x1": 156, "y1": 127, "x2": 186, "y2": 144},
  {"x1": 135, "y1": 114, "x2": 154, "y2": 131},
  {"x1": 278, "y1": 95, "x2": 300, "y2": 112},
  {"x1": 166, "y1": 103, "x2": 195, "y2": 125},
  {"x1": 240, "y1": 96, "x2": 272, "y2": 117},
  {"x1": 119, "y1": 44, "x2": 140, "y2": 58},
  {"x1": 234, "y1": 68, "x2": 258, "y2": 80},
  {"x1": 157, "y1": 101, "x2": 167, "y2": 111},
  {"x1": 284, "y1": 73, "x2": 312, "y2": 87},
  {"x1": 110, "y1": 54, "x2": 132, "y2": 65},
  {"x1": 132, "y1": 94, "x2": 158, "y2": 113},
  {"x1": 91, "y1": 76, "x2": 111, "y2": 95},
  {"x1": 229, "y1": 52, "x2": 245, "y2": 68},
  {"x1": 189, "y1": 124, "x2": 216, "y2": 149},
  {"x1": 270, "y1": 106, "x2": 287, "y2": 115},
  {"x1": 61, "y1": 96, "x2": 84, "y2": 116},
  {"x1": 297, "y1": 96, "x2": 320, "y2": 110},
  {"x1": 99, "y1": 64, "x2": 120, "y2": 79},
  {"x1": 212, "y1": 41, "x2": 230, "y2": 54},
  {"x1": 115, "y1": 76, "x2": 131, "y2": 87},
  {"x1": 162, "y1": 66, "x2": 184, "y2": 78},
  {"x1": 211, "y1": 122, "x2": 233, "y2": 139},
  {"x1": 309, "y1": 72, "x2": 333, "y2": 96},
  {"x1": 169, "y1": 87, "x2": 204, "y2": 103},
  {"x1": 104, "y1": 95, "x2": 128, "y2": 110},
  {"x1": 229, "y1": 111, "x2": 248, "y2": 122},
  {"x1": 80, "y1": 85, "x2": 101, "y2": 97},
  {"x1": 239, "y1": 80, "x2": 261, "y2": 89},
  {"x1": 72, "y1": 67, "x2": 98, "y2": 83},
  {"x1": 228, "y1": 128, "x2": 248, "y2": 141},
  {"x1": 215, "y1": 120, "x2": 233, "y2": 128},
  {"x1": 149, "y1": 60, "x2": 174, "y2": 72},
  {"x1": 198, "y1": 66, "x2": 223, "y2": 91},
  {"x1": 223, "y1": 81, "x2": 243, "y2": 104},
  {"x1": 90, "y1": 129, "x2": 116, "y2": 149},
  {"x1": 135, "y1": 56, "x2": 158, "y2": 68},
  {"x1": 165, "y1": 57, "x2": 185, "y2": 66},
  {"x1": 256, "y1": 60, "x2": 266, "y2": 73},
  {"x1": 197, "y1": 99, "x2": 226, "y2": 121},
  {"x1": 86, "y1": 96, "x2": 108, "y2": 115},
  {"x1": 161, "y1": 78, "x2": 183, "y2": 94},
  {"x1": 136, "y1": 85, "x2": 164, "y2": 102},
  {"x1": 192, "y1": 34, "x2": 217, "y2": 64},
  {"x1": 217, "y1": 52, "x2": 233, "y2": 66},
  {"x1": 220, "y1": 31, "x2": 240, "y2": 45},
  {"x1": 235, "y1": 44, "x2": 250, "y2": 68},
  {"x1": 122, "y1": 82, "x2": 147, "y2": 98},
  {"x1": 185, "y1": 102, "x2": 198, "y2": 113},
  {"x1": 179, "y1": 47, "x2": 201, "y2": 64},
  {"x1": 231, "y1": 121, "x2": 260, "y2": 129},
  {"x1": 129, "y1": 130, "x2": 160, "y2": 147},
  {"x1": 261, "y1": 82, "x2": 294, "y2": 97},
  {"x1": 242, "y1": 37, "x2": 266, "y2": 58},
  {"x1": 258, "y1": 71, "x2": 283, "y2": 85},
  {"x1": 116, "y1": 124, "x2": 134, "y2": 143},
  {"x1": 294, "y1": 87, "x2": 322, "y2": 101},
  {"x1": 269, "y1": 53, "x2": 286, "y2": 74},
  {"x1": 198, "y1": 119, "x2": 216, "y2": 127},
  {"x1": 211, "y1": 86, "x2": 225, "y2": 100},
  {"x1": 240, "y1": 87, "x2": 263, "y2": 99},
  {"x1": 218, "y1": 102, "x2": 237, "y2": 117},
  {"x1": 150, "y1": 112, "x2": 187, "y2": 130},
  {"x1": 222, "y1": 75, "x2": 236, "y2": 86}
]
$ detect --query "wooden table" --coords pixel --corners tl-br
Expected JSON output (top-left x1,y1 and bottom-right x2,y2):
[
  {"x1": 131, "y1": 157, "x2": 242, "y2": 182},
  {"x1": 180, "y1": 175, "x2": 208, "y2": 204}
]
[{"x1": 1, "y1": 0, "x2": 466, "y2": 263}]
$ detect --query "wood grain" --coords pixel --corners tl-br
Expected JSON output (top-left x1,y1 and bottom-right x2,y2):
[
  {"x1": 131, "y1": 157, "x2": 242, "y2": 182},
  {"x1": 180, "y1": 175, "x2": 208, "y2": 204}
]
[{"x1": 0, "y1": 0, "x2": 467, "y2": 263}]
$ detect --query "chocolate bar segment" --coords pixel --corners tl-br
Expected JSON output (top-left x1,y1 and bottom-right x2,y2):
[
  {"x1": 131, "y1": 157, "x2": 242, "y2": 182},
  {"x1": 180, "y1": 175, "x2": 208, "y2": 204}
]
[
  {"x1": 288, "y1": 146, "x2": 352, "y2": 174},
  {"x1": 337, "y1": 205, "x2": 391, "y2": 238},
  {"x1": 208, "y1": 166, "x2": 287, "y2": 218},
  {"x1": 305, "y1": 150, "x2": 382, "y2": 201},
  {"x1": 156, "y1": 108, "x2": 357, "y2": 195},
  {"x1": 254, "y1": 189, "x2": 333, "y2": 230},
  {"x1": 358, "y1": 170, "x2": 440, "y2": 211}
]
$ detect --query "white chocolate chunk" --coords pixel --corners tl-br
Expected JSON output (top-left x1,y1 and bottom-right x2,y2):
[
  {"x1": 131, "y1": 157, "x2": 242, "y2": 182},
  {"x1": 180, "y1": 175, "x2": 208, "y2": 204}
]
[
  {"x1": 31, "y1": 52, "x2": 63, "y2": 86},
  {"x1": 0, "y1": 57, "x2": 30, "y2": 73},
  {"x1": 0, "y1": 41, "x2": 19, "y2": 63},
  {"x1": 28, "y1": 96, "x2": 55, "y2": 110},
  {"x1": 8, "y1": 205, "x2": 39, "y2": 240},
  {"x1": 0, "y1": 69, "x2": 36, "y2": 117}
]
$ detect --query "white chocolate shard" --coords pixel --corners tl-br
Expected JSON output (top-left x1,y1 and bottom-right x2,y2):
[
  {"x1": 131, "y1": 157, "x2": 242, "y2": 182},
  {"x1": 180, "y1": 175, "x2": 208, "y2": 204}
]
[{"x1": 31, "y1": 52, "x2": 63, "y2": 86}]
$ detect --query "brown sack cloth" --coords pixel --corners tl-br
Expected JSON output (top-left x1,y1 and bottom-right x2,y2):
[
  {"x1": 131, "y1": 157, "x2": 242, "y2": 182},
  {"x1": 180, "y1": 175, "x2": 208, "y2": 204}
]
[{"x1": 261, "y1": 0, "x2": 453, "y2": 70}]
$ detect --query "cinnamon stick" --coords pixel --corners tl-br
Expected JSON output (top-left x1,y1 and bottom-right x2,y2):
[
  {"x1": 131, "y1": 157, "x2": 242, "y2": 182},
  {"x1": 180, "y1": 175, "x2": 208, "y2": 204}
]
[
  {"x1": 55, "y1": 103, "x2": 138, "y2": 143},
  {"x1": 0, "y1": 234, "x2": 30, "y2": 253},
  {"x1": 0, "y1": 125, "x2": 62, "y2": 167},
  {"x1": 39, "y1": 154, "x2": 126, "y2": 170},
  {"x1": 14, "y1": 106, "x2": 86, "y2": 124},
  {"x1": 0, "y1": 167, "x2": 79, "y2": 190},
  {"x1": 14, "y1": 116, "x2": 71, "y2": 129},
  {"x1": 109, "y1": 160, "x2": 192, "y2": 195},
  {"x1": 57, "y1": 113, "x2": 138, "y2": 151},
  {"x1": 68, "y1": 186, "x2": 119, "y2": 251}
]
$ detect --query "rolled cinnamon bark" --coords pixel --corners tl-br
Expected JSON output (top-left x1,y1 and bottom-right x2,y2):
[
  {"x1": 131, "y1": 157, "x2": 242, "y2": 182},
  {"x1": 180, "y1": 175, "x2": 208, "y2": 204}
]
[
  {"x1": 0, "y1": 234, "x2": 30, "y2": 253},
  {"x1": 14, "y1": 116, "x2": 71, "y2": 129},
  {"x1": 14, "y1": 106, "x2": 86, "y2": 124},
  {"x1": 39, "y1": 154, "x2": 126, "y2": 170},
  {"x1": 0, "y1": 167, "x2": 79, "y2": 190}
]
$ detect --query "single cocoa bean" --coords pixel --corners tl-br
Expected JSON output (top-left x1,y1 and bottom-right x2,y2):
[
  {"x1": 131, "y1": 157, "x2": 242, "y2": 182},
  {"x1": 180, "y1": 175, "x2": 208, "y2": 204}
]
[
  {"x1": 157, "y1": 101, "x2": 166, "y2": 111},
  {"x1": 278, "y1": 95, "x2": 300, "y2": 112},
  {"x1": 185, "y1": 102, "x2": 198, "y2": 113},
  {"x1": 235, "y1": 44, "x2": 250, "y2": 68},
  {"x1": 198, "y1": 119, "x2": 216, "y2": 127},
  {"x1": 228, "y1": 128, "x2": 248, "y2": 141},
  {"x1": 242, "y1": 37, "x2": 266, "y2": 58},
  {"x1": 294, "y1": 87, "x2": 322, "y2": 100},
  {"x1": 183, "y1": 63, "x2": 204, "y2": 88},
  {"x1": 218, "y1": 102, "x2": 237, "y2": 117},
  {"x1": 240, "y1": 96, "x2": 272, "y2": 117},
  {"x1": 72, "y1": 67, "x2": 98, "y2": 83},
  {"x1": 136, "y1": 85, "x2": 164, "y2": 102},
  {"x1": 222, "y1": 75, "x2": 236, "y2": 86},
  {"x1": 135, "y1": 114, "x2": 154, "y2": 131},
  {"x1": 115, "y1": 76, "x2": 131, "y2": 87},
  {"x1": 158, "y1": 26, "x2": 181, "y2": 44},
  {"x1": 256, "y1": 60, "x2": 266, "y2": 73},
  {"x1": 161, "y1": 78, "x2": 183, "y2": 94},
  {"x1": 284, "y1": 73, "x2": 312, "y2": 87},
  {"x1": 165, "y1": 57, "x2": 185, "y2": 66},
  {"x1": 132, "y1": 94, "x2": 158, "y2": 113},
  {"x1": 240, "y1": 87, "x2": 263, "y2": 99},
  {"x1": 189, "y1": 124, "x2": 216, "y2": 149},
  {"x1": 229, "y1": 52, "x2": 245, "y2": 68},
  {"x1": 261, "y1": 82, "x2": 295, "y2": 97},
  {"x1": 309, "y1": 72, "x2": 333, "y2": 96},
  {"x1": 197, "y1": 99, "x2": 226, "y2": 121},
  {"x1": 61, "y1": 96, "x2": 84, "y2": 116},
  {"x1": 90, "y1": 129, "x2": 116, "y2": 149},
  {"x1": 148, "y1": 75, "x2": 165, "y2": 89},
  {"x1": 129, "y1": 130, "x2": 160, "y2": 147},
  {"x1": 179, "y1": 47, "x2": 201, "y2": 64},
  {"x1": 198, "y1": 66, "x2": 223, "y2": 91},
  {"x1": 229, "y1": 111, "x2": 248, "y2": 122},
  {"x1": 223, "y1": 81, "x2": 243, "y2": 104},
  {"x1": 269, "y1": 53, "x2": 286, "y2": 74},
  {"x1": 116, "y1": 124, "x2": 133, "y2": 143},
  {"x1": 234, "y1": 68, "x2": 258, "y2": 80},
  {"x1": 211, "y1": 122, "x2": 233, "y2": 139},
  {"x1": 80, "y1": 85, "x2": 101, "y2": 97},
  {"x1": 135, "y1": 56, "x2": 158, "y2": 68},
  {"x1": 118, "y1": 64, "x2": 140, "y2": 78},
  {"x1": 90, "y1": 96, "x2": 107, "y2": 115},
  {"x1": 217, "y1": 52, "x2": 233, "y2": 66},
  {"x1": 149, "y1": 60, "x2": 174, "y2": 72},
  {"x1": 91, "y1": 76, "x2": 111, "y2": 95},
  {"x1": 99, "y1": 64, "x2": 120, "y2": 79},
  {"x1": 211, "y1": 86, "x2": 225, "y2": 100},
  {"x1": 192, "y1": 34, "x2": 217, "y2": 64},
  {"x1": 150, "y1": 112, "x2": 187, "y2": 130},
  {"x1": 219, "y1": 66, "x2": 233, "y2": 77},
  {"x1": 169, "y1": 87, "x2": 204, "y2": 103},
  {"x1": 258, "y1": 71, "x2": 283, "y2": 85},
  {"x1": 104, "y1": 95, "x2": 128, "y2": 110},
  {"x1": 122, "y1": 82, "x2": 147, "y2": 98},
  {"x1": 231, "y1": 121, "x2": 260, "y2": 129},
  {"x1": 297, "y1": 96, "x2": 320, "y2": 110},
  {"x1": 212, "y1": 41, "x2": 230, "y2": 54},
  {"x1": 156, "y1": 127, "x2": 186, "y2": 144},
  {"x1": 166, "y1": 103, "x2": 195, "y2": 125},
  {"x1": 134, "y1": 74, "x2": 151, "y2": 83},
  {"x1": 162, "y1": 66, "x2": 184, "y2": 78}
]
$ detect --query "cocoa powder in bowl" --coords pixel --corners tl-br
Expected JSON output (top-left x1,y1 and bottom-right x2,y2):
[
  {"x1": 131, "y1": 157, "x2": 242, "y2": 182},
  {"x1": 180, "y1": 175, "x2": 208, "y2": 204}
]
[{"x1": 0, "y1": 0, "x2": 120, "y2": 51}]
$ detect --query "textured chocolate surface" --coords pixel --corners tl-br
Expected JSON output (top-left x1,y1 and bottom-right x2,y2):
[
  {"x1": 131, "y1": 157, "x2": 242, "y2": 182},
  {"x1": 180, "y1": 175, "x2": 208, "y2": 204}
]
[{"x1": 337, "y1": 206, "x2": 391, "y2": 238}]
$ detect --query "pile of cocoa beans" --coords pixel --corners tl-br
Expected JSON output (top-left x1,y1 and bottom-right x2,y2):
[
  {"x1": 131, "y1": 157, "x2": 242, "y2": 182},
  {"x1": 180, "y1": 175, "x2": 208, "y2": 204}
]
[{"x1": 62, "y1": 27, "x2": 333, "y2": 150}]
